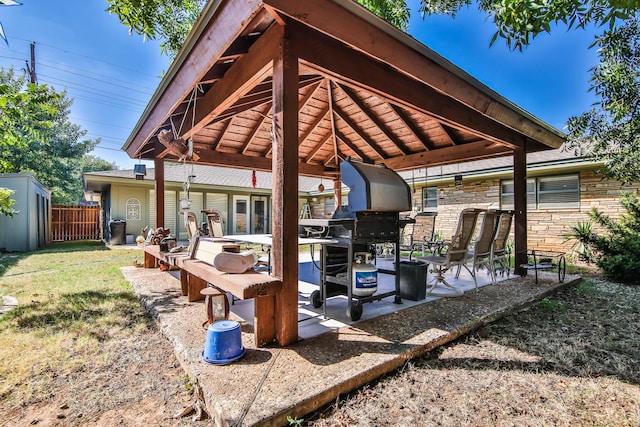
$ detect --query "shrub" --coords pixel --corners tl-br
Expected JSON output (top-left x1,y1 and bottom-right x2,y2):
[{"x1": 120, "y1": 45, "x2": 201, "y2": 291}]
[{"x1": 569, "y1": 192, "x2": 640, "y2": 285}]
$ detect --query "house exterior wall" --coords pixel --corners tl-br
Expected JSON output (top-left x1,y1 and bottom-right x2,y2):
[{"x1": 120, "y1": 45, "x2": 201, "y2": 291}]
[
  {"x1": 105, "y1": 181, "x2": 274, "y2": 240},
  {"x1": 308, "y1": 170, "x2": 637, "y2": 258}
]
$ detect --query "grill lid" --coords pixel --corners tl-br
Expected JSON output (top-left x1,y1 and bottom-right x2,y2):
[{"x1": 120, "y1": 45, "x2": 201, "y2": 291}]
[{"x1": 341, "y1": 158, "x2": 411, "y2": 212}]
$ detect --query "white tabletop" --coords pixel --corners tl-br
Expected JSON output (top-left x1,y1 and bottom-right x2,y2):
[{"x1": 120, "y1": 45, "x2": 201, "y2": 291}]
[{"x1": 225, "y1": 234, "x2": 336, "y2": 246}]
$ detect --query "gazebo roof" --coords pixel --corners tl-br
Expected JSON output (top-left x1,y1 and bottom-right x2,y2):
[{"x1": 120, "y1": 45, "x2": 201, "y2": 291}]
[{"x1": 123, "y1": 0, "x2": 564, "y2": 178}]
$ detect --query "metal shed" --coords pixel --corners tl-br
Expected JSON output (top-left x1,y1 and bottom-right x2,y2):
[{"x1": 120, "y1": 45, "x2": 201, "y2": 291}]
[{"x1": 0, "y1": 173, "x2": 51, "y2": 252}]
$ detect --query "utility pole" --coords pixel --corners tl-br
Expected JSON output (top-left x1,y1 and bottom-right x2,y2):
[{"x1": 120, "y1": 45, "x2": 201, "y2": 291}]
[{"x1": 25, "y1": 42, "x2": 37, "y2": 85}]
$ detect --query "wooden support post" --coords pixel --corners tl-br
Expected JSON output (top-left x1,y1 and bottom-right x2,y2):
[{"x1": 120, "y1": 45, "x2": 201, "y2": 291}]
[
  {"x1": 187, "y1": 273, "x2": 207, "y2": 302},
  {"x1": 254, "y1": 296, "x2": 277, "y2": 347},
  {"x1": 144, "y1": 250, "x2": 158, "y2": 268},
  {"x1": 154, "y1": 156, "x2": 165, "y2": 229},
  {"x1": 271, "y1": 27, "x2": 299, "y2": 346},
  {"x1": 180, "y1": 269, "x2": 189, "y2": 296},
  {"x1": 513, "y1": 144, "x2": 528, "y2": 276}
]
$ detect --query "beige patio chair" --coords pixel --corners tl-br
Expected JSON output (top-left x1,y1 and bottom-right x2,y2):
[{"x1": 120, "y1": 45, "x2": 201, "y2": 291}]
[
  {"x1": 489, "y1": 210, "x2": 514, "y2": 283},
  {"x1": 456, "y1": 209, "x2": 499, "y2": 288},
  {"x1": 415, "y1": 208, "x2": 482, "y2": 296},
  {"x1": 408, "y1": 212, "x2": 439, "y2": 259},
  {"x1": 206, "y1": 210, "x2": 225, "y2": 237}
]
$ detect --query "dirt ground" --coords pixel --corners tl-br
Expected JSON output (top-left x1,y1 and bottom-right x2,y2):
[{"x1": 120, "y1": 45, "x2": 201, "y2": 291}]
[{"x1": 2, "y1": 277, "x2": 639, "y2": 426}]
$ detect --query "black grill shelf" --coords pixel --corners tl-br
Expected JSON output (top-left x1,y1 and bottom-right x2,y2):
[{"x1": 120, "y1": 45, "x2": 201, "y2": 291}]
[{"x1": 315, "y1": 213, "x2": 403, "y2": 321}]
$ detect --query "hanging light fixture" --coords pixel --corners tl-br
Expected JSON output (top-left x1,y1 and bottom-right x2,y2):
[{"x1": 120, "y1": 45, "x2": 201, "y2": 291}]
[
  {"x1": 318, "y1": 178, "x2": 325, "y2": 192},
  {"x1": 438, "y1": 166, "x2": 445, "y2": 199}
]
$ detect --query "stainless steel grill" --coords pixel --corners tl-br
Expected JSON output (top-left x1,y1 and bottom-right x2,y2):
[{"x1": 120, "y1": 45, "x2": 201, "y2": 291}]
[{"x1": 302, "y1": 158, "x2": 412, "y2": 321}]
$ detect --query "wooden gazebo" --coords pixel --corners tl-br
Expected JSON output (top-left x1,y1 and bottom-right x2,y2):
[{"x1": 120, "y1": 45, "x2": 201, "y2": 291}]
[{"x1": 123, "y1": 0, "x2": 565, "y2": 346}]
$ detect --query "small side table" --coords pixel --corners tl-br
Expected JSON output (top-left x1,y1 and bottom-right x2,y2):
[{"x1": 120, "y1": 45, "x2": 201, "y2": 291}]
[{"x1": 520, "y1": 250, "x2": 566, "y2": 284}]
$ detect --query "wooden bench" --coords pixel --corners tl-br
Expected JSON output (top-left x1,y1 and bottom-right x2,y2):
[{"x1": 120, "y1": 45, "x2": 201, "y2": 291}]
[{"x1": 143, "y1": 244, "x2": 282, "y2": 346}]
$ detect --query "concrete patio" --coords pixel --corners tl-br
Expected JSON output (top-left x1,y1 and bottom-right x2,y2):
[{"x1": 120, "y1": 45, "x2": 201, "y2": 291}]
[{"x1": 122, "y1": 255, "x2": 580, "y2": 426}]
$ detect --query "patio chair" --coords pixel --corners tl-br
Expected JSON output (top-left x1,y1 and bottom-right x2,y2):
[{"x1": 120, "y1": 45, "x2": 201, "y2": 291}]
[
  {"x1": 408, "y1": 212, "x2": 439, "y2": 259},
  {"x1": 456, "y1": 209, "x2": 499, "y2": 288},
  {"x1": 415, "y1": 208, "x2": 482, "y2": 296},
  {"x1": 206, "y1": 210, "x2": 225, "y2": 237},
  {"x1": 398, "y1": 217, "x2": 416, "y2": 259},
  {"x1": 489, "y1": 210, "x2": 514, "y2": 283}
]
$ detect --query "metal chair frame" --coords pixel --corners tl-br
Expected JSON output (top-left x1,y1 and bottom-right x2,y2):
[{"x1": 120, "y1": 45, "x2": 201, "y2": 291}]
[{"x1": 416, "y1": 208, "x2": 482, "y2": 297}]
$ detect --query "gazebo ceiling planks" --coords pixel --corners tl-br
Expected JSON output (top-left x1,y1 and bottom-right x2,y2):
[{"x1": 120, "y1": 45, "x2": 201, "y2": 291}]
[{"x1": 123, "y1": 0, "x2": 565, "y2": 178}]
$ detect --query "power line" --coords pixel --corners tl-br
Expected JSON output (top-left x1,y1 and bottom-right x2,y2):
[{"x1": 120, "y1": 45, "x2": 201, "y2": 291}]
[
  {"x1": 10, "y1": 36, "x2": 162, "y2": 79},
  {"x1": 38, "y1": 60, "x2": 156, "y2": 95},
  {"x1": 38, "y1": 74, "x2": 149, "y2": 106}
]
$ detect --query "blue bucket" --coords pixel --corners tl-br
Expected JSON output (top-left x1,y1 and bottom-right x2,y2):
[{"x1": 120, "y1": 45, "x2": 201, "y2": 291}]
[{"x1": 202, "y1": 320, "x2": 245, "y2": 365}]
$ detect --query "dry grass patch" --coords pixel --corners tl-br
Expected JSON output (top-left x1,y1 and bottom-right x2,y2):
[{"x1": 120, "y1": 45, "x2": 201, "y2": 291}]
[
  {"x1": 0, "y1": 242, "x2": 194, "y2": 426},
  {"x1": 309, "y1": 278, "x2": 640, "y2": 426}
]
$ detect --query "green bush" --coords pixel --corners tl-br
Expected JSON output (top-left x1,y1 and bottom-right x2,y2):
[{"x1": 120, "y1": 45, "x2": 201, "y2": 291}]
[{"x1": 569, "y1": 192, "x2": 640, "y2": 285}]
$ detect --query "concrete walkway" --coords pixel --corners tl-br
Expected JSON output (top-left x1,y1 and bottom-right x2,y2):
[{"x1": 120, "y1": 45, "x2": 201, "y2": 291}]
[{"x1": 122, "y1": 266, "x2": 580, "y2": 426}]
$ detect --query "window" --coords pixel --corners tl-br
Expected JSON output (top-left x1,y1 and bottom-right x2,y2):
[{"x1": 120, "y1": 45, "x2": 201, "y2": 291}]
[
  {"x1": 501, "y1": 174, "x2": 579, "y2": 209},
  {"x1": 500, "y1": 179, "x2": 536, "y2": 210},
  {"x1": 126, "y1": 198, "x2": 141, "y2": 220},
  {"x1": 422, "y1": 186, "x2": 438, "y2": 210},
  {"x1": 538, "y1": 175, "x2": 580, "y2": 209}
]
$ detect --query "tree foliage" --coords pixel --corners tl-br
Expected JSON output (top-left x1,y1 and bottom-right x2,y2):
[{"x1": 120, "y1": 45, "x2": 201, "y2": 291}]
[
  {"x1": 565, "y1": 17, "x2": 640, "y2": 183},
  {"x1": 418, "y1": 0, "x2": 637, "y2": 50},
  {"x1": 106, "y1": 0, "x2": 410, "y2": 58},
  {"x1": 106, "y1": 0, "x2": 206, "y2": 58},
  {"x1": 0, "y1": 187, "x2": 16, "y2": 217},
  {"x1": 0, "y1": 68, "x2": 113, "y2": 205}
]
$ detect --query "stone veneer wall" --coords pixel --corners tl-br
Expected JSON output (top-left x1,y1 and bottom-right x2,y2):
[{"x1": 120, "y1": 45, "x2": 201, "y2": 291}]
[{"x1": 309, "y1": 170, "x2": 639, "y2": 258}]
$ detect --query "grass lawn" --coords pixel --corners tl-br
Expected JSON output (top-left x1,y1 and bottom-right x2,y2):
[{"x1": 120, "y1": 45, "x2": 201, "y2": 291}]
[{"x1": 0, "y1": 242, "x2": 156, "y2": 409}]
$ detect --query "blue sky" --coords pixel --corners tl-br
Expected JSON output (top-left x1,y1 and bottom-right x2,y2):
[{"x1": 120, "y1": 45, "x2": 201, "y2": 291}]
[{"x1": 0, "y1": 0, "x2": 600, "y2": 170}]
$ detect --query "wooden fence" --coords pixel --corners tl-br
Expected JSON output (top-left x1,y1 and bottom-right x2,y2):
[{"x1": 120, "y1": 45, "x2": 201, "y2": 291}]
[{"x1": 51, "y1": 205, "x2": 101, "y2": 241}]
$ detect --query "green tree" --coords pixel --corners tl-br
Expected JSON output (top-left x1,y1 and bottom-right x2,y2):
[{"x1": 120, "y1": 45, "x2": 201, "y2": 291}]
[
  {"x1": 0, "y1": 187, "x2": 16, "y2": 217},
  {"x1": 0, "y1": 68, "x2": 112, "y2": 205},
  {"x1": 106, "y1": 0, "x2": 410, "y2": 58},
  {"x1": 565, "y1": 17, "x2": 640, "y2": 184}
]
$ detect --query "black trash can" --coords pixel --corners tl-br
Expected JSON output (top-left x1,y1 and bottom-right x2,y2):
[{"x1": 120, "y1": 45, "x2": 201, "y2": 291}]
[
  {"x1": 109, "y1": 220, "x2": 126, "y2": 245},
  {"x1": 397, "y1": 261, "x2": 427, "y2": 301}
]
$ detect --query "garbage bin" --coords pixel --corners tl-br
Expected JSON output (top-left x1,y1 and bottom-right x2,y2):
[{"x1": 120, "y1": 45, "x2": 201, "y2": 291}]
[
  {"x1": 397, "y1": 261, "x2": 427, "y2": 301},
  {"x1": 109, "y1": 220, "x2": 126, "y2": 245}
]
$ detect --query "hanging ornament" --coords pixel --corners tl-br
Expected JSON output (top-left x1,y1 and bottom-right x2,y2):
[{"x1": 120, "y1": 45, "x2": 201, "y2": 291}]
[{"x1": 252, "y1": 170, "x2": 257, "y2": 188}]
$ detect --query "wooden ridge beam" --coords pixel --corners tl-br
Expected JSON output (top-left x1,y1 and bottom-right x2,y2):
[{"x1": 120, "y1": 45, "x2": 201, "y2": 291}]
[{"x1": 383, "y1": 140, "x2": 512, "y2": 171}]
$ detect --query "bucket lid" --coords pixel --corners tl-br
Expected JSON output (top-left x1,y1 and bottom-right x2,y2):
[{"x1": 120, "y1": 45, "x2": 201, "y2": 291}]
[{"x1": 207, "y1": 319, "x2": 240, "y2": 332}]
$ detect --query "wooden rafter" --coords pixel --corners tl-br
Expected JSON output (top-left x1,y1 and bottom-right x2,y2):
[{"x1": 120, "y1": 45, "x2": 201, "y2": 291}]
[
  {"x1": 289, "y1": 22, "x2": 526, "y2": 149},
  {"x1": 384, "y1": 140, "x2": 512, "y2": 171},
  {"x1": 304, "y1": 130, "x2": 332, "y2": 163},
  {"x1": 336, "y1": 83, "x2": 409, "y2": 155},
  {"x1": 178, "y1": 24, "x2": 284, "y2": 141},
  {"x1": 390, "y1": 104, "x2": 434, "y2": 151},
  {"x1": 332, "y1": 104, "x2": 386, "y2": 160},
  {"x1": 435, "y1": 122, "x2": 458, "y2": 146},
  {"x1": 327, "y1": 80, "x2": 340, "y2": 168},
  {"x1": 241, "y1": 103, "x2": 272, "y2": 154},
  {"x1": 335, "y1": 129, "x2": 368, "y2": 160}
]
